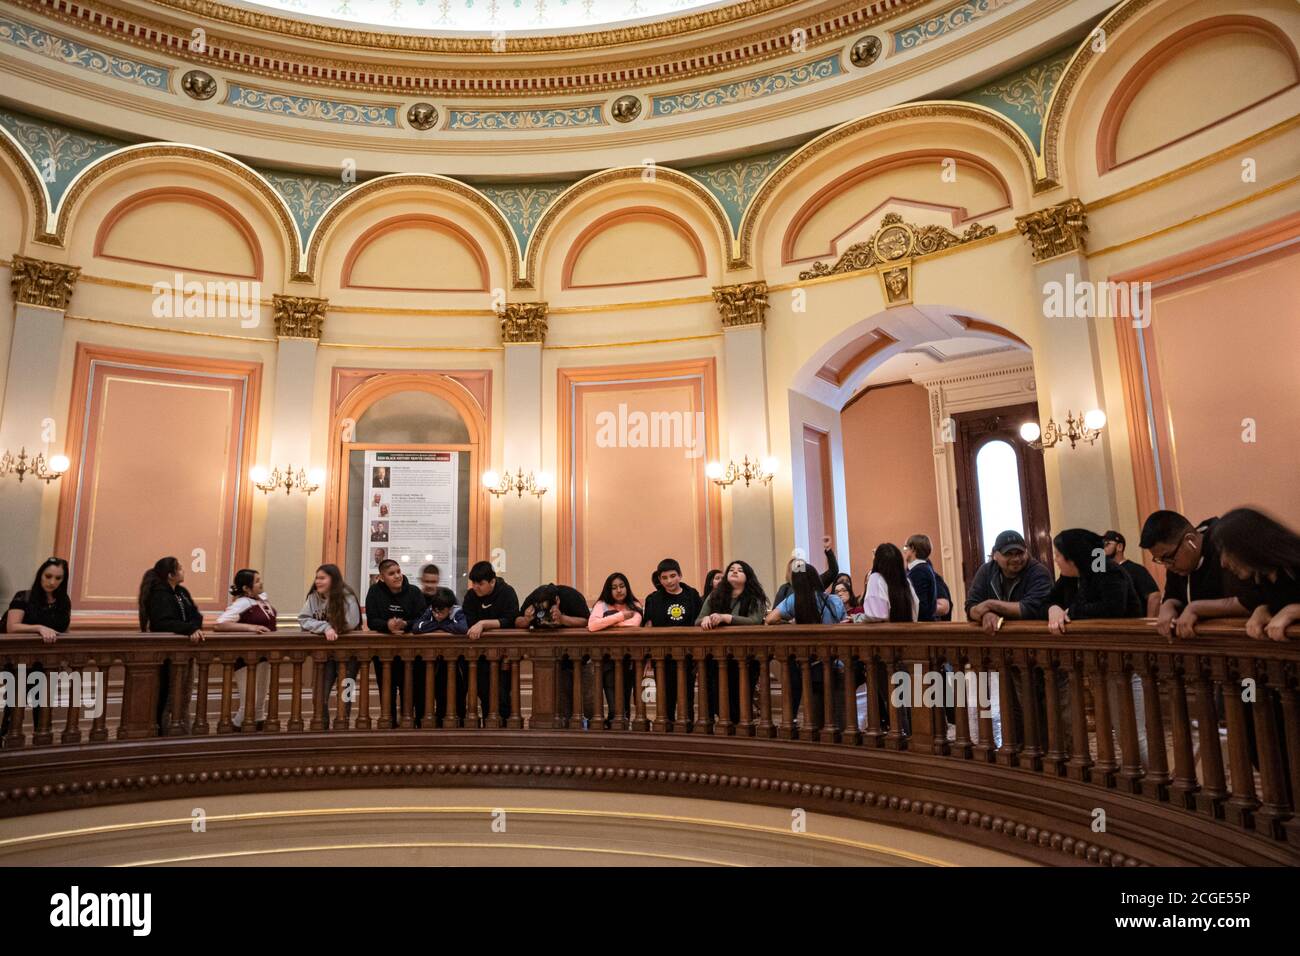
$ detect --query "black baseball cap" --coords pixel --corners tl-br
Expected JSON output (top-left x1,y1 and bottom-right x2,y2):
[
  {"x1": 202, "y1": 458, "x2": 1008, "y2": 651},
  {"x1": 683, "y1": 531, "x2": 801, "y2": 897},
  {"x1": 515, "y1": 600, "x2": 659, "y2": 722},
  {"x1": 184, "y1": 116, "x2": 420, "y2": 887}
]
[
  {"x1": 992, "y1": 530, "x2": 1027, "y2": 555},
  {"x1": 1101, "y1": 530, "x2": 1125, "y2": 547}
]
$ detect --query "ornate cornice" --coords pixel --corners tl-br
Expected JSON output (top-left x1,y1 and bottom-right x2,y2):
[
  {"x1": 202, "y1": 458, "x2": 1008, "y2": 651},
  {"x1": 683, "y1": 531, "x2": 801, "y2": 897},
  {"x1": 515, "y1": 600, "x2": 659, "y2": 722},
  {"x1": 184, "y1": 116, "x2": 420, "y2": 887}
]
[
  {"x1": 12, "y1": 0, "x2": 918, "y2": 95},
  {"x1": 9, "y1": 254, "x2": 80, "y2": 310},
  {"x1": 1015, "y1": 198, "x2": 1087, "y2": 262},
  {"x1": 713, "y1": 280, "x2": 768, "y2": 328},
  {"x1": 799, "y1": 212, "x2": 997, "y2": 279},
  {"x1": 272, "y1": 294, "x2": 327, "y2": 339},
  {"x1": 500, "y1": 302, "x2": 548, "y2": 344}
]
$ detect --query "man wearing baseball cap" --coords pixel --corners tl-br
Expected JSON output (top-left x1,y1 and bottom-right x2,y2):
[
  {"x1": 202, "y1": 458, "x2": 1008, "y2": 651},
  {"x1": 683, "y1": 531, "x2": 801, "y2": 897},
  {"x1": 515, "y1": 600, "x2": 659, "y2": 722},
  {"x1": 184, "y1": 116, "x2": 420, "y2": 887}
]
[
  {"x1": 964, "y1": 530, "x2": 1054, "y2": 635},
  {"x1": 1101, "y1": 530, "x2": 1160, "y2": 617}
]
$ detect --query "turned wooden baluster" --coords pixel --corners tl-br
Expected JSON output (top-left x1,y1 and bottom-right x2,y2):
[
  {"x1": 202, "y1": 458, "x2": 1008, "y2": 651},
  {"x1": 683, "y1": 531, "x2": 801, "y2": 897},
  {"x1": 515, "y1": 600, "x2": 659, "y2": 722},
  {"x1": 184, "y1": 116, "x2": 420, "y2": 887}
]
[
  {"x1": 508, "y1": 653, "x2": 523, "y2": 729},
  {"x1": 1111, "y1": 652, "x2": 1144, "y2": 793},
  {"x1": 737, "y1": 651, "x2": 753, "y2": 737},
  {"x1": 217, "y1": 660, "x2": 235, "y2": 734},
  {"x1": 486, "y1": 656, "x2": 502, "y2": 729},
  {"x1": 716, "y1": 652, "x2": 734, "y2": 736},
  {"x1": 818, "y1": 651, "x2": 837, "y2": 744},
  {"x1": 841, "y1": 647, "x2": 861, "y2": 747},
  {"x1": 798, "y1": 655, "x2": 815, "y2": 740},
  {"x1": 32, "y1": 665, "x2": 54, "y2": 747},
  {"x1": 1215, "y1": 656, "x2": 1260, "y2": 828},
  {"x1": 4, "y1": 666, "x2": 25, "y2": 747},
  {"x1": 691, "y1": 652, "x2": 707, "y2": 735},
  {"x1": 400, "y1": 655, "x2": 415, "y2": 729},
  {"x1": 1162, "y1": 653, "x2": 1198, "y2": 808},
  {"x1": 568, "y1": 652, "x2": 582, "y2": 730},
  {"x1": 443, "y1": 653, "x2": 459, "y2": 729},
  {"x1": 994, "y1": 648, "x2": 1018, "y2": 766},
  {"x1": 652, "y1": 654, "x2": 668, "y2": 732},
  {"x1": 1190, "y1": 656, "x2": 1226, "y2": 816},
  {"x1": 167, "y1": 656, "x2": 188, "y2": 736},
  {"x1": 309, "y1": 654, "x2": 325, "y2": 732},
  {"x1": 613, "y1": 653, "x2": 627, "y2": 730},
  {"x1": 335, "y1": 655, "x2": 351, "y2": 731},
  {"x1": 588, "y1": 650, "x2": 604, "y2": 731},
  {"x1": 60, "y1": 657, "x2": 83, "y2": 745},
  {"x1": 951, "y1": 651, "x2": 973, "y2": 760},
  {"x1": 265, "y1": 655, "x2": 282, "y2": 733},
  {"x1": 191, "y1": 657, "x2": 211, "y2": 736},
  {"x1": 1277, "y1": 676, "x2": 1300, "y2": 846},
  {"x1": 778, "y1": 654, "x2": 796, "y2": 740},
  {"x1": 288, "y1": 654, "x2": 305, "y2": 733},
  {"x1": 676, "y1": 655, "x2": 696, "y2": 738},
  {"x1": 374, "y1": 656, "x2": 390, "y2": 731},
  {"x1": 1251, "y1": 660, "x2": 1291, "y2": 838},
  {"x1": 884, "y1": 652, "x2": 906, "y2": 751},
  {"x1": 1042, "y1": 650, "x2": 1067, "y2": 776},
  {"x1": 90, "y1": 663, "x2": 110, "y2": 742},
  {"x1": 357, "y1": 657, "x2": 373, "y2": 731},
  {"x1": 1087, "y1": 651, "x2": 1117, "y2": 785},
  {"x1": 465, "y1": 653, "x2": 479, "y2": 728},
  {"x1": 1064, "y1": 650, "x2": 1091, "y2": 782},
  {"x1": 633, "y1": 654, "x2": 650, "y2": 732},
  {"x1": 1138, "y1": 653, "x2": 1171, "y2": 798},
  {"x1": 1016, "y1": 649, "x2": 1042, "y2": 771},
  {"x1": 756, "y1": 652, "x2": 774, "y2": 739},
  {"x1": 706, "y1": 653, "x2": 727, "y2": 736},
  {"x1": 863, "y1": 650, "x2": 884, "y2": 748},
  {"x1": 974, "y1": 650, "x2": 995, "y2": 762},
  {"x1": 423, "y1": 655, "x2": 436, "y2": 730}
]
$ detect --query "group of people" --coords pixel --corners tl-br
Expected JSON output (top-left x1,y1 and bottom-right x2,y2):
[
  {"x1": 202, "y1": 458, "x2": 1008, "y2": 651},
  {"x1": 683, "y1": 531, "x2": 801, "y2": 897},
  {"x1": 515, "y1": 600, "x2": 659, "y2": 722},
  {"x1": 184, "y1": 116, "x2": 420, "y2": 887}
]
[{"x1": 2, "y1": 505, "x2": 1297, "y2": 736}]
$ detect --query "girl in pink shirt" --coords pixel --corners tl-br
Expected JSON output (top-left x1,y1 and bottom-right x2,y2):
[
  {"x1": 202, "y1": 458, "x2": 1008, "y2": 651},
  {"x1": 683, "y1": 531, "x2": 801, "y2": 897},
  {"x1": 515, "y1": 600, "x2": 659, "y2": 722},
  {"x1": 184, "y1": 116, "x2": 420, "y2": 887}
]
[{"x1": 590, "y1": 572, "x2": 641, "y2": 725}]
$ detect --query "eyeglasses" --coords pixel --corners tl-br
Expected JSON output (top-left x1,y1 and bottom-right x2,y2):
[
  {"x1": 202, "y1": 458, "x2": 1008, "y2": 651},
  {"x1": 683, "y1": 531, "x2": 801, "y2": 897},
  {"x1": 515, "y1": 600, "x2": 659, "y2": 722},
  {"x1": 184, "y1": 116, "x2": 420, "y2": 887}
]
[{"x1": 1151, "y1": 535, "x2": 1189, "y2": 567}]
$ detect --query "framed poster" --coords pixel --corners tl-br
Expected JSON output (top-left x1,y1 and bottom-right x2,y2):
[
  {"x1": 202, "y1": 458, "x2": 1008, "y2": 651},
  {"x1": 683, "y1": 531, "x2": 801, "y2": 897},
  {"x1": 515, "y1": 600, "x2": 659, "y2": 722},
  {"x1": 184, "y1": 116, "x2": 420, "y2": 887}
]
[{"x1": 360, "y1": 450, "x2": 459, "y2": 589}]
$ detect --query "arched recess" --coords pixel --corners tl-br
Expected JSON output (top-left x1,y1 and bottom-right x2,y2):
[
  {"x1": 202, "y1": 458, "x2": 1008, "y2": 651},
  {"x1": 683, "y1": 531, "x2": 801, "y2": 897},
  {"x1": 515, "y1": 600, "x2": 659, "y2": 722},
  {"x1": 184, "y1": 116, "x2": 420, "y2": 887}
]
[
  {"x1": 1095, "y1": 15, "x2": 1300, "y2": 173},
  {"x1": 306, "y1": 174, "x2": 517, "y2": 288},
  {"x1": 93, "y1": 186, "x2": 265, "y2": 279},
  {"x1": 324, "y1": 372, "x2": 491, "y2": 585},
  {"x1": 524, "y1": 166, "x2": 732, "y2": 289},
  {"x1": 51, "y1": 144, "x2": 300, "y2": 276},
  {"x1": 340, "y1": 214, "x2": 490, "y2": 292},
  {"x1": 742, "y1": 102, "x2": 1045, "y2": 272},
  {"x1": 560, "y1": 206, "x2": 708, "y2": 289},
  {"x1": 0, "y1": 126, "x2": 46, "y2": 245},
  {"x1": 781, "y1": 149, "x2": 1014, "y2": 264}
]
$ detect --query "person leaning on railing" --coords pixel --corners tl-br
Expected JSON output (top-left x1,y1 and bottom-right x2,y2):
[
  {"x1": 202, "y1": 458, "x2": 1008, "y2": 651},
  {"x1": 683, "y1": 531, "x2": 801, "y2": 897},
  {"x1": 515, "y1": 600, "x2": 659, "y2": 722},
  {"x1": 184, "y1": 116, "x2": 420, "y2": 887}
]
[
  {"x1": 642, "y1": 558, "x2": 703, "y2": 724},
  {"x1": 1140, "y1": 509, "x2": 1230, "y2": 640},
  {"x1": 365, "y1": 559, "x2": 430, "y2": 727},
  {"x1": 0, "y1": 557, "x2": 71, "y2": 742},
  {"x1": 461, "y1": 560, "x2": 520, "y2": 724},
  {"x1": 697, "y1": 559, "x2": 769, "y2": 723},
  {"x1": 963, "y1": 531, "x2": 1054, "y2": 636},
  {"x1": 766, "y1": 562, "x2": 846, "y2": 730},
  {"x1": 138, "y1": 556, "x2": 205, "y2": 732},
  {"x1": 589, "y1": 571, "x2": 642, "y2": 726},
  {"x1": 213, "y1": 568, "x2": 275, "y2": 730},
  {"x1": 298, "y1": 563, "x2": 361, "y2": 730}
]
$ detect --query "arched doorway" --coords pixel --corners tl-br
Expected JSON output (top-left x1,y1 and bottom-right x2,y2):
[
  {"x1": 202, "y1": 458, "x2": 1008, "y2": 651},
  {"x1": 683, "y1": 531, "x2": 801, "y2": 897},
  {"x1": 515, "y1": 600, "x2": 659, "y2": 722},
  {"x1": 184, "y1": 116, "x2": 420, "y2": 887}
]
[{"x1": 324, "y1": 372, "x2": 490, "y2": 597}]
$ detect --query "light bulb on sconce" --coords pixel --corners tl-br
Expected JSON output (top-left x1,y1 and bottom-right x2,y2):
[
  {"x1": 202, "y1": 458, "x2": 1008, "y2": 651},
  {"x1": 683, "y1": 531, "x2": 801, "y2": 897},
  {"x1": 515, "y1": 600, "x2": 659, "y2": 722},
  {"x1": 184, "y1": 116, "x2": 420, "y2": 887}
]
[
  {"x1": 481, "y1": 470, "x2": 501, "y2": 490},
  {"x1": 1022, "y1": 409, "x2": 1105, "y2": 450},
  {"x1": 251, "y1": 464, "x2": 322, "y2": 495},
  {"x1": 483, "y1": 468, "x2": 548, "y2": 498},
  {"x1": 1019, "y1": 422, "x2": 1042, "y2": 443},
  {"x1": 707, "y1": 455, "x2": 777, "y2": 489},
  {"x1": 1083, "y1": 409, "x2": 1107, "y2": 432},
  {"x1": 705, "y1": 461, "x2": 725, "y2": 481}
]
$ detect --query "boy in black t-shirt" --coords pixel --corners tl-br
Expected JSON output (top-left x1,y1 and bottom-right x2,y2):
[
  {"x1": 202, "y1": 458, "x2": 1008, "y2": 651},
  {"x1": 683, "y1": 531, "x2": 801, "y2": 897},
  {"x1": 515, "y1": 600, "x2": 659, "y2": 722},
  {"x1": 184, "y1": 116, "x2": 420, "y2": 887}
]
[
  {"x1": 642, "y1": 558, "x2": 703, "y2": 727},
  {"x1": 517, "y1": 583, "x2": 591, "y2": 722},
  {"x1": 1139, "y1": 510, "x2": 1234, "y2": 638},
  {"x1": 1102, "y1": 530, "x2": 1161, "y2": 617}
]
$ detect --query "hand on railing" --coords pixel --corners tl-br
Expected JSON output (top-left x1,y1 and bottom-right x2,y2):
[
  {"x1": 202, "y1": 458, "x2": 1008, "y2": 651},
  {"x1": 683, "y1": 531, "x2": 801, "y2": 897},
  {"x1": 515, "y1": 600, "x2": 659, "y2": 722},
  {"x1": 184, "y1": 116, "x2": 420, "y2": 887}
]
[{"x1": 188, "y1": 629, "x2": 206, "y2": 644}]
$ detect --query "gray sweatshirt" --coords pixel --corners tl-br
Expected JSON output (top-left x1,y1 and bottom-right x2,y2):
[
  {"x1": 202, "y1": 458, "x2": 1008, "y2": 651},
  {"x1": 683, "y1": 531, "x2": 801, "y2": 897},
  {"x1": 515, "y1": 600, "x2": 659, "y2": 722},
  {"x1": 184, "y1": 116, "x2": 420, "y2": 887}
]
[{"x1": 297, "y1": 590, "x2": 360, "y2": 634}]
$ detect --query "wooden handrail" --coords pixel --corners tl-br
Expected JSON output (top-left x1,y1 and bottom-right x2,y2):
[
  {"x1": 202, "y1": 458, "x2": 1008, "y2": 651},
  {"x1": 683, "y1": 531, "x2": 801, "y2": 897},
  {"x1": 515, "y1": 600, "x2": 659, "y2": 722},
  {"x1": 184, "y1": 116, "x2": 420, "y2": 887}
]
[{"x1": 2, "y1": 620, "x2": 1296, "y2": 865}]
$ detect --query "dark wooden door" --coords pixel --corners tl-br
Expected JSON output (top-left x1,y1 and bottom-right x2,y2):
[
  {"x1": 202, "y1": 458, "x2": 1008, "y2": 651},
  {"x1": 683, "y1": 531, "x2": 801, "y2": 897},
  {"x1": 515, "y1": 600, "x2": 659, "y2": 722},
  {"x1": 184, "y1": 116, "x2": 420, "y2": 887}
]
[{"x1": 952, "y1": 402, "x2": 1052, "y2": 586}]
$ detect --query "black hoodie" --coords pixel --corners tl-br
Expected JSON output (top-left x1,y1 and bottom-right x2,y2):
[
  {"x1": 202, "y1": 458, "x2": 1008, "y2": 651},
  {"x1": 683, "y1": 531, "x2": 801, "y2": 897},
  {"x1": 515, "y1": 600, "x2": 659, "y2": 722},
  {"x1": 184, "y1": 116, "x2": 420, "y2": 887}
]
[
  {"x1": 365, "y1": 577, "x2": 428, "y2": 633},
  {"x1": 1049, "y1": 529, "x2": 1142, "y2": 620},
  {"x1": 462, "y1": 578, "x2": 520, "y2": 630},
  {"x1": 144, "y1": 582, "x2": 204, "y2": 634}
]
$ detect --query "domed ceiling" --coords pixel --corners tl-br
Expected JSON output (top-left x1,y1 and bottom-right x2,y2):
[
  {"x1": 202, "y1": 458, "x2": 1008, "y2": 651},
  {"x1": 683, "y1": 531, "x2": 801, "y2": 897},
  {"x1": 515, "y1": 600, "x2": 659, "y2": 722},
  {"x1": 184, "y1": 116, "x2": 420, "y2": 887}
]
[{"x1": 231, "y1": 0, "x2": 741, "y2": 33}]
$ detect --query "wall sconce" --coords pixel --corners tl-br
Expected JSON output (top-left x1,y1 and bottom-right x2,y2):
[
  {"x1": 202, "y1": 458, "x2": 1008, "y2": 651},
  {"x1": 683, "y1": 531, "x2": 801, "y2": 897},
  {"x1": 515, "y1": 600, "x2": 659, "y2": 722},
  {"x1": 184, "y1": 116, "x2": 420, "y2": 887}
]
[
  {"x1": 1020, "y1": 409, "x2": 1106, "y2": 450},
  {"x1": 483, "y1": 468, "x2": 550, "y2": 498},
  {"x1": 706, "y1": 455, "x2": 778, "y2": 488},
  {"x1": 0, "y1": 448, "x2": 69, "y2": 484},
  {"x1": 251, "y1": 465, "x2": 323, "y2": 495}
]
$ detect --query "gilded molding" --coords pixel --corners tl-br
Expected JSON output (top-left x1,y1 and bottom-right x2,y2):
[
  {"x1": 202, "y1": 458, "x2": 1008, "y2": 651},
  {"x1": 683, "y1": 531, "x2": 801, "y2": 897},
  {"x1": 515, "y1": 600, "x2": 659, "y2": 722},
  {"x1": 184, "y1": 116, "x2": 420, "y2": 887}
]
[
  {"x1": 713, "y1": 281, "x2": 768, "y2": 328},
  {"x1": 272, "y1": 294, "x2": 327, "y2": 339},
  {"x1": 523, "y1": 167, "x2": 733, "y2": 286},
  {"x1": 798, "y1": 213, "x2": 997, "y2": 279},
  {"x1": 0, "y1": 125, "x2": 52, "y2": 245},
  {"x1": 9, "y1": 254, "x2": 79, "y2": 310},
  {"x1": 500, "y1": 302, "x2": 548, "y2": 344},
  {"x1": 1039, "y1": 0, "x2": 1158, "y2": 187},
  {"x1": 12, "y1": 0, "x2": 919, "y2": 96},
  {"x1": 303, "y1": 174, "x2": 520, "y2": 286},
  {"x1": 1015, "y1": 198, "x2": 1087, "y2": 262},
  {"x1": 740, "y1": 102, "x2": 1048, "y2": 270}
]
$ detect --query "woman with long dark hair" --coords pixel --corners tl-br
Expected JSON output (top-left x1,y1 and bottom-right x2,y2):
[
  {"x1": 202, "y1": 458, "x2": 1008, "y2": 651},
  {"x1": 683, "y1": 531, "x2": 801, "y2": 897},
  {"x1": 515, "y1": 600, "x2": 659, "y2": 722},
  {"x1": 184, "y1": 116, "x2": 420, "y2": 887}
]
[
  {"x1": 696, "y1": 560, "x2": 768, "y2": 726},
  {"x1": 589, "y1": 572, "x2": 642, "y2": 724},
  {"x1": 2, "y1": 557, "x2": 71, "y2": 641},
  {"x1": 214, "y1": 568, "x2": 275, "y2": 729},
  {"x1": 1045, "y1": 529, "x2": 1142, "y2": 635},
  {"x1": 139, "y1": 556, "x2": 205, "y2": 732},
  {"x1": 765, "y1": 564, "x2": 846, "y2": 730},
  {"x1": 701, "y1": 569, "x2": 723, "y2": 600},
  {"x1": 851, "y1": 544, "x2": 918, "y2": 623},
  {"x1": 298, "y1": 563, "x2": 361, "y2": 729},
  {"x1": 1205, "y1": 507, "x2": 1300, "y2": 641}
]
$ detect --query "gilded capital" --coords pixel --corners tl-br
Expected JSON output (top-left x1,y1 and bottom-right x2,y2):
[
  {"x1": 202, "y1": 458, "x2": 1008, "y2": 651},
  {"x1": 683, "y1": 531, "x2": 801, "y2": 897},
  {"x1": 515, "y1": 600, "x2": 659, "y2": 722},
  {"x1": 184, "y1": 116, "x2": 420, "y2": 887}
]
[
  {"x1": 10, "y1": 255, "x2": 80, "y2": 310},
  {"x1": 713, "y1": 280, "x2": 768, "y2": 328},
  {"x1": 500, "y1": 302, "x2": 548, "y2": 344},
  {"x1": 1015, "y1": 199, "x2": 1088, "y2": 262},
  {"x1": 272, "y1": 294, "x2": 328, "y2": 339}
]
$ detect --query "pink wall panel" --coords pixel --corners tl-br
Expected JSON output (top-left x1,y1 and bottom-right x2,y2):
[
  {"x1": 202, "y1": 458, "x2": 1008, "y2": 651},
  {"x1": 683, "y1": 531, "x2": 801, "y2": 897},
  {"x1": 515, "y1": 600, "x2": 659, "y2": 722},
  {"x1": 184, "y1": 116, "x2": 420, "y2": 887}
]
[
  {"x1": 840, "y1": 382, "x2": 942, "y2": 586},
  {"x1": 1150, "y1": 248, "x2": 1300, "y2": 527},
  {"x1": 572, "y1": 380, "x2": 712, "y2": 600},
  {"x1": 802, "y1": 425, "x2": 832, "y2": 561}
]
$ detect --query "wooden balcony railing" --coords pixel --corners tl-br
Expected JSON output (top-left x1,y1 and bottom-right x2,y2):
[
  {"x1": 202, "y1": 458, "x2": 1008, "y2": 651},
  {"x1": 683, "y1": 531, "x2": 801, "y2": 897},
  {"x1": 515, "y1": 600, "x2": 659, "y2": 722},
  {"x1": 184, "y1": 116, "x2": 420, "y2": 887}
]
[{"x1": 1, "y1": 621, "x2": 1296, "y2": 866}]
